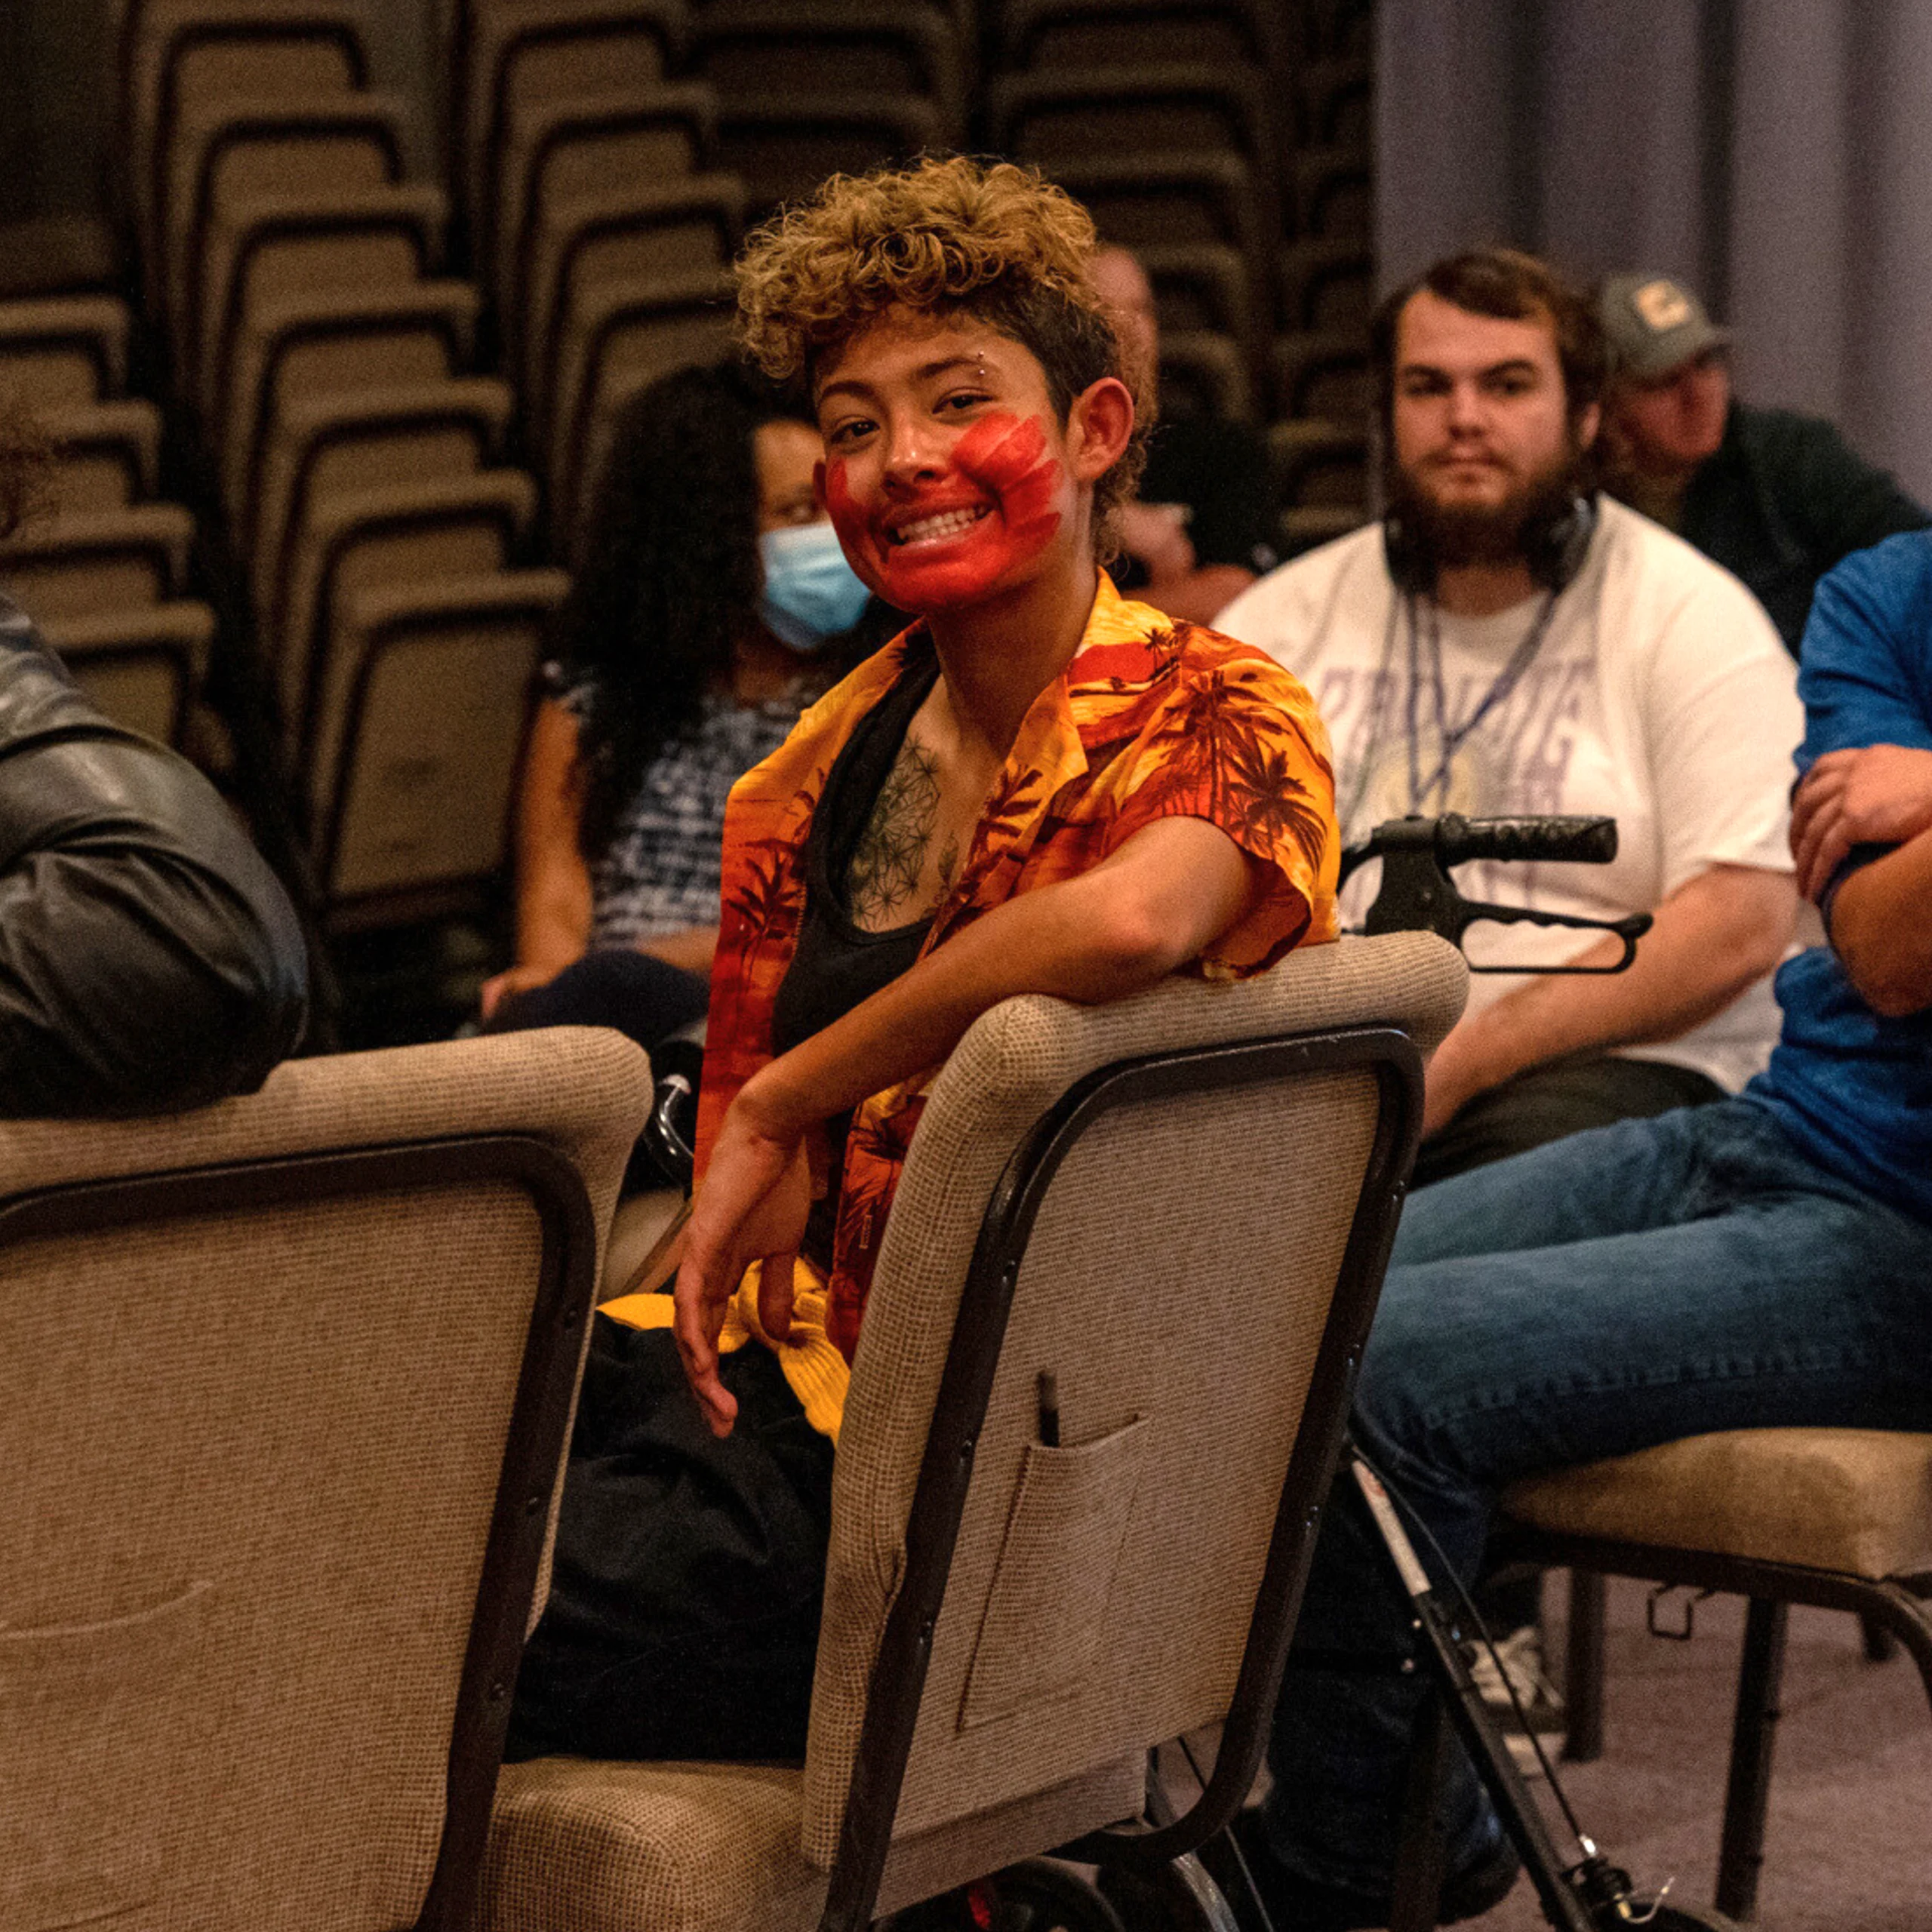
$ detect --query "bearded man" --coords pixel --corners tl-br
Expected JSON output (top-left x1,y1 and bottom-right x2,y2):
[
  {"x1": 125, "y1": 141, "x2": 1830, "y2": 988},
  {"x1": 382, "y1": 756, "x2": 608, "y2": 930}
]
[{"x1": 1220, "y1": 247, "x2": 1801, "y2": 1189}]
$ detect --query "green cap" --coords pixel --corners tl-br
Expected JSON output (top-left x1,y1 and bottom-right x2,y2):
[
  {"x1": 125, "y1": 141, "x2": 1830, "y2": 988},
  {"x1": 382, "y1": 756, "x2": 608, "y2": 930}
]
[{"x1": 1598, "y1": 272, "x2": 1730, "y2": 380}]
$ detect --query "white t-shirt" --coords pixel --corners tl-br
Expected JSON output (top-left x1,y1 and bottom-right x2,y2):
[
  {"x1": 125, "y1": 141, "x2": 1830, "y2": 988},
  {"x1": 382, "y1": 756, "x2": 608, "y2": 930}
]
[{"x1": 1215, "y1": 497, "x2": 1802, "y2": 1092}]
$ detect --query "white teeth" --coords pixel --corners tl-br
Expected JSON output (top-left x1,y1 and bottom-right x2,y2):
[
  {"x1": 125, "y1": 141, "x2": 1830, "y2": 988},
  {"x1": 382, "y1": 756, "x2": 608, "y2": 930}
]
[{"x1": 894, "y1": 506, "x2": 987, "y2": 545}]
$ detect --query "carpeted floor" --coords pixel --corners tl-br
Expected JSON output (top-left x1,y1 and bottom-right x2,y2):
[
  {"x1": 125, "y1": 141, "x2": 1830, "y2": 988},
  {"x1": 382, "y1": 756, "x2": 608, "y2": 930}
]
[{"x1": 1466, "y1": 1576, "x2": 1932, "y2": 1931}]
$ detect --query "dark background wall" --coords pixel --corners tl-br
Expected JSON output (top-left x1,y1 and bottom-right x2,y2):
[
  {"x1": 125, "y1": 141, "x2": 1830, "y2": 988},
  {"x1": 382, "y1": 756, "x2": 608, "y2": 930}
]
[{"x1": 1376, "y1": 0, "x2": 1932, "y2": 505}]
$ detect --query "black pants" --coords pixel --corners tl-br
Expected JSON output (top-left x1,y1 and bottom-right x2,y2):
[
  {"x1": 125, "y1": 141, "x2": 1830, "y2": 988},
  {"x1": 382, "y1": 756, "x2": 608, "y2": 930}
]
[
  {"x1": 505, "y1": 1317, "x2": 834, "y2": 1764},
  {"x1": 1412, "y1": 1051, "x2": 1724, "y2": 1192},
  {"x1": 1417, "y1": 1051, "x2": 1724, "y2": 1635},
  {"x1": 485, "y1": 949, "x2": 710, "y2": 1195}
]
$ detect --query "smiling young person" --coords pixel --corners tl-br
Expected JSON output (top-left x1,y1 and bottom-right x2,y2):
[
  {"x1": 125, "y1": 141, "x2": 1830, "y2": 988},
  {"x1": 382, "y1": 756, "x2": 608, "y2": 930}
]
[{"x1": 504, "y1": 155, "x2": 1337, "y2": 1765}]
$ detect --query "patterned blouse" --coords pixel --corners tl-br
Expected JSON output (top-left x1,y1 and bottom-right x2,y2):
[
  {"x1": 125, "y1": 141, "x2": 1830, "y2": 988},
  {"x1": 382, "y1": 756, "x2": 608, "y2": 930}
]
[
  {"x1": 564, "y1": 679, "x2": 822, "y2": 948},
  {"x1": 601, "y1": 578, "x2": 1340, "y2": 1435}
]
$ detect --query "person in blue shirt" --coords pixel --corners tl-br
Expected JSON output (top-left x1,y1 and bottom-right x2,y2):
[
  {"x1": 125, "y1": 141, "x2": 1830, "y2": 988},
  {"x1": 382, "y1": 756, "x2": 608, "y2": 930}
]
[{"x1": 1244, "y1": 531, "x2": 1932, "y2": 1928}]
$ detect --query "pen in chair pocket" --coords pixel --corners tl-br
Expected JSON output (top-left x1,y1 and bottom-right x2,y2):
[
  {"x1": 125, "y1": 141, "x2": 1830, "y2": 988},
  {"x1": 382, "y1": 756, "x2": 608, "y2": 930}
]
[{"x1": 1035, "y1": 1370, "x2": 1060, "y2": 1448}]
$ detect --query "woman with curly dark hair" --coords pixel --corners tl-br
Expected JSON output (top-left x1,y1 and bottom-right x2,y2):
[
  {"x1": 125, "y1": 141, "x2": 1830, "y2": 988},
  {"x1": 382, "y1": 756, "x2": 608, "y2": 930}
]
[{"x1": 480, "y1": 360, "x2": 884, "y2": 1048}]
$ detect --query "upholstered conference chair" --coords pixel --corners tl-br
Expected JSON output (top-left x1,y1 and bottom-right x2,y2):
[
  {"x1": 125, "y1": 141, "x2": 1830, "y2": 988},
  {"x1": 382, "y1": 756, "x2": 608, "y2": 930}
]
[
  {"x1": 0, "y1": 1028, "x2": 648, "y2": 1932},
  {"x1": 469, "y1": 931, "x2": 1468, "y2": 1932},
  {"x1": 1504, "y1": 1431, "x2": 1932, "y2": 1920}
]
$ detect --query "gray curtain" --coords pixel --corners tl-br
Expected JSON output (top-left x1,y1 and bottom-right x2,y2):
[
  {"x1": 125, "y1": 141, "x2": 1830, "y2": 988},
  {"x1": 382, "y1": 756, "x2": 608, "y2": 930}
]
[{"x1": 1376, "y1": 0, "x2": 1932, "y2": 503}]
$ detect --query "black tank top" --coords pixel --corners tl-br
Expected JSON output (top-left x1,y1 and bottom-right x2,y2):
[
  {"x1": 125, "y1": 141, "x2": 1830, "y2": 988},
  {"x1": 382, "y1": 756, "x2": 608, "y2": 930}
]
[{"x1": 770, "y1": 642, "x2": 942, "y2": 1270}]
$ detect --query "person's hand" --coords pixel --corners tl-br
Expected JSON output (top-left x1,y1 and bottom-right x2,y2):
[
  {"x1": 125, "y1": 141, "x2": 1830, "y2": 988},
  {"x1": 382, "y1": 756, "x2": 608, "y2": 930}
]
[
  {"x1": 478, "y1": 960, "x2": 560, "y2": 1021},
  {"x1": 1115, "y1": 501, "x2": 1196, "y2": 582},
  {"x1": 1790, "y1": 744, "x2": 1932, "y2": 902},
  {"x1": 672, "y1": 1082, "x2": 811, "y2": 1437}
]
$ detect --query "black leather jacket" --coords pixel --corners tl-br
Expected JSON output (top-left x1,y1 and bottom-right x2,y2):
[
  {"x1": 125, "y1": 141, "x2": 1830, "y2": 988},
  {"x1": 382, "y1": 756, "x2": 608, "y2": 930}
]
[{"x1": 0, "y1": 596, "x2": 308, "y2": 1115}]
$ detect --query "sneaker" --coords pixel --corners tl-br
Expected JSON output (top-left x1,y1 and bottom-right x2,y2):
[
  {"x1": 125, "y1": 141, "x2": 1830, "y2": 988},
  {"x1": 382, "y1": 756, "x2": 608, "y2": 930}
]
[
  {"x1": 1200, "y1": 1805, "x2": 1521, "y2": 1931},
  {"x1": 1468, "y1": 1623, "x2": 1564, "y2": 1728}
]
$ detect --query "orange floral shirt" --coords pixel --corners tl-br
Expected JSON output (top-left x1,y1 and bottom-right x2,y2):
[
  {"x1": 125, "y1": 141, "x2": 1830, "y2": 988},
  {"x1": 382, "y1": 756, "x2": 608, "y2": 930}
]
[{"x1": 682, "y1": 575, "x2": 1337, "y2": 1389}]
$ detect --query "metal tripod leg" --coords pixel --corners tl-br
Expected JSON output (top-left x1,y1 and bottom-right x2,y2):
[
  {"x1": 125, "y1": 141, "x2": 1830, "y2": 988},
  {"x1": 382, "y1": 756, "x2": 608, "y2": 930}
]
[{"x1": 1354, "y1": 1459, "x2": 1598, "y2": 1932}]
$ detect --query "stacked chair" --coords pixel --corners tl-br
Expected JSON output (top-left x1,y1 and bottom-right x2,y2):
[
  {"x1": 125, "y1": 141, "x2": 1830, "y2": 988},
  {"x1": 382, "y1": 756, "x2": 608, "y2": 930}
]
[
  {"x1": 118, "y1": 0, "x2": 567, "y2": 941},
  {"x1": 454, "y1": 0, "x2": 740, "y2": 540},
  {"x1": 2, "y1": 0, "x2": 1378, "y2": 1029},
  {"x1": 0, "y1": 295, "x2": 212, "y2": 744},
  {"x1": 983, "y1": 0, "x2": 1376, "y2": 557}
]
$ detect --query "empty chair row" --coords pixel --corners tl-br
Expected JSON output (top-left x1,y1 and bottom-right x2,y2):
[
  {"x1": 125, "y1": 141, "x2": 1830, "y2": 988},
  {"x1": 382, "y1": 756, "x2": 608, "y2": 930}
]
[{"x1": 0, "y1": 293, "x2": 215, "y2": 746}]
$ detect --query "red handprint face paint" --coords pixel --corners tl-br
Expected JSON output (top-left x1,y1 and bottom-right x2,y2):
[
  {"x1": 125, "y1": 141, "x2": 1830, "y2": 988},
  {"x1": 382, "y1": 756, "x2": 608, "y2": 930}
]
[{"x1": 823, "y1": 408, "x2": 1066, "y2": 614}]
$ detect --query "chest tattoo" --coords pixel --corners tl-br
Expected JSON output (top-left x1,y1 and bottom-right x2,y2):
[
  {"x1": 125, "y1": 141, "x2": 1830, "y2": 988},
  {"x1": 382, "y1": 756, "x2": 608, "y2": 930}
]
[{"x1": 848, "y1": 739, "x2": 943, "y2": 924}]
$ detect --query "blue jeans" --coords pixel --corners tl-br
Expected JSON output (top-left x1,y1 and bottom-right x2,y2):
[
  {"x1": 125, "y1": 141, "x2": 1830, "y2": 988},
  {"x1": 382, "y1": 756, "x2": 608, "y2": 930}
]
[{"x1": 1263, "y1": 1097, "x2": 1932, "y2": 1894}]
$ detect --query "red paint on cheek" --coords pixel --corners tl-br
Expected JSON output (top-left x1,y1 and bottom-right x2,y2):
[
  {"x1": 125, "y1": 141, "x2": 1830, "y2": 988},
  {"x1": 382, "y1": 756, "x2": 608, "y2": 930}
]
[
  {"x1": 821, "y1": 455, "x2": 888, "y2": 596},
  {"x1": 871, "y1": 410, "x2": 1066, "y2": 614}
]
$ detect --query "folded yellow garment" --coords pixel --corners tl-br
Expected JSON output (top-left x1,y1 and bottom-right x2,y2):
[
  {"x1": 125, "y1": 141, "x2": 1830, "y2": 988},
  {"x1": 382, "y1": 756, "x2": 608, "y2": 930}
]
[{"x1": 598, "y1": 1256, "x2": 849, "y2": 1441}]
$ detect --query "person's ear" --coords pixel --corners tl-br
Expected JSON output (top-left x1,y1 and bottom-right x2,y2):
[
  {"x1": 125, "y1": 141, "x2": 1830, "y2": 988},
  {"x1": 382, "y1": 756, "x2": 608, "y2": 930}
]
[
  {"x1": 1066, "y1": 375, "x2": 1135, "y2": 483},
  {"x1": 1574, "y1": 400, "x2": 1602, "y2": 452}
]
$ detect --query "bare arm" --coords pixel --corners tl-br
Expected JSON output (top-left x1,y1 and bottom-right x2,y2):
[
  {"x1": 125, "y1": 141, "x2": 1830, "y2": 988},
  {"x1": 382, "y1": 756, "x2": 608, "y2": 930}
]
[
  {"x1": 1115, "y1": 504, "x2": 1256, "y2": 627},
  {"x1": 674, "y1": 816, "x2": 1261, "y2": 1434},
  {"x1": 636, "y1": 924, "x2": 721, "y2": 977},
  {"x1": 481, "y1": 699, "x2": 593, "y2": 1018},
  {"x1": 1789, "y1": 743, "x2": 1932, "y2": 1017},
  {"x1": 1423, "y1": 862, "x2": 1798, "y2": 1136},
  {"x1": 1829, "y1": 828, "x2": 1932, "y2": 1017}
]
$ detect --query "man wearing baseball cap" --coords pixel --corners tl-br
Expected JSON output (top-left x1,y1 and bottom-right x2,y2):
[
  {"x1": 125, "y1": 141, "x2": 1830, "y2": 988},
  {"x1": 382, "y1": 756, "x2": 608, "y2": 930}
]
[{"x1": 1598, "y1": 271, "x2": 1926, "y2": 654}]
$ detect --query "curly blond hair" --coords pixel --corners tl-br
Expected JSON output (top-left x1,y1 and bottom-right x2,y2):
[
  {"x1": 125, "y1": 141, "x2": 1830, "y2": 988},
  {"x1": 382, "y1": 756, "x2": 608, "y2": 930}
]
[{"x1": 734, "y1": 155, "x2": 1149, "y2": 555}]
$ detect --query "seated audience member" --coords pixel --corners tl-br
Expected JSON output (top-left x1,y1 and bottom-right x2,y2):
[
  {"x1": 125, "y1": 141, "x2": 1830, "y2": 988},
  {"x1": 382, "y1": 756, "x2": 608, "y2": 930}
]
[
  {"x1": 1597, "y1": 271, "x2": 1927, "y2": 655},
  {"x1": 480, "y1": 362, "x2": 888, "y2": 1056},
  {"x1": 1248, "y1": 529, "x2": 1932, "y2": 1930},
  {"x1": 504, "y1": 155, "x2": 1338, "y2": 1764},
  {"x1": 1218, "y1": 248, "x2": 1801, "y2": 1191},
  {"x1": 0, "y1": 420, "x2": 307, "y2": 1112},
  {"x1": 1088, "y1": 243, "x2": 1279, "y2": 624}
]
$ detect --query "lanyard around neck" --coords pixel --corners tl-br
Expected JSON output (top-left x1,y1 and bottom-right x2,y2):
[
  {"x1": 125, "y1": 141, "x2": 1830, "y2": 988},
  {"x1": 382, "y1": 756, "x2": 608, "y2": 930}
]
[{"x1": 1405, "y1": 589, "x2": 1560, "y2": 812}]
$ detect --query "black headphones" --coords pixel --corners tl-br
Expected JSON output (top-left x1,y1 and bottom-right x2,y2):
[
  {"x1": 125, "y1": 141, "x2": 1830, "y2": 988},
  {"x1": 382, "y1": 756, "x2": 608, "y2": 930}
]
[{"x1": 1383, "y1": 491, "x2": 1598, "y2": 599}]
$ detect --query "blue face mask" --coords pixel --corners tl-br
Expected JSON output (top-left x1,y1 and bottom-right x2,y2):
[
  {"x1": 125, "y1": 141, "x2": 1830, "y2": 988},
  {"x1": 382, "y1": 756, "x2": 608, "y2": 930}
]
[{"x1": 757, "y1": 521, "x2": 871, "y2": 652}]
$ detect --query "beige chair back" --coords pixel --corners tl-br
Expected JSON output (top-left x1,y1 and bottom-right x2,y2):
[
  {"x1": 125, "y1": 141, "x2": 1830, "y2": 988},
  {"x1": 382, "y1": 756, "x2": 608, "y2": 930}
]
[
  {"x1": 461, "y1": 0, "x2": 688, "y2": 232},
  {"x1": 496, "y1": 83, "x2": 715, "y2": 312},
  {"x1": 130, "y1": 0, "x2": 371, "y2": 266},
  {"x1": 285, "y1": 469, "x2": 536, "y2": 772},
  {"x1": 168, "y1": 91, "x2": 409, "y2": 339},
  {"x1": 0, "y1": 1026, "x2": 649, "y2": 1932},
  {"x1": 800, "y1": 934, "x2": 1467, "y2": 1908},
  {"x1": 42, "y1": 400, "x2": 165, "y2": 515},
  {"x1": 316, "y1": 569, "x2": 567, "y2": 925},
  {"x1": 0, "y1": 296, "x2": 131, "y2": 408},
  {"x1": 253, "y1": 377, "x2": 512, "y2": 620},
  {"x1": 549, "y1": 269, "x2": 735, "y2": 540},
  {"x1": 43, "y1": 597, "x2": 217, "y2": 745},
  {"x1": 223, "y1": 281, "x2": 478, "y2": 519},
  {"x1": 197, "y1": 180, "x2": 444, "y2": 409},
  {"x1": 519, "y1": 174, "x2": 743, "y2": 413},
  {"x1": 0, "y1": 503, "x2": 195, "y2": 623}
]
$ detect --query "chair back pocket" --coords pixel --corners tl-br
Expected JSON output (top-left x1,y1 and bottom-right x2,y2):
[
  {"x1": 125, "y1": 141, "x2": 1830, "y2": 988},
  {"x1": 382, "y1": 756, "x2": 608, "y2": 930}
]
[
  {"x1": 961, "y1": 1414, "x2": 1152, "y2": 1730},
  {"x1": 0, "y1": 1580, "x2": 213, "y2": 1930}
]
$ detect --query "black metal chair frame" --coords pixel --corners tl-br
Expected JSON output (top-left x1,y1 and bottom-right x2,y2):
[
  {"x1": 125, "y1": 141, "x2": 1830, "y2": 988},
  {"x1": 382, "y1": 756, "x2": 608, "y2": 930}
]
[
  {"x1": 811, "y1": 1021, "x2": 1424, "y2": 1932},
  {"x1": 1506, "y1": 1524, "x2": 1932, "y2": 1921},
  {"x1": 2, "y1": 1129, "x2": 600, "y2": 1932}
]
